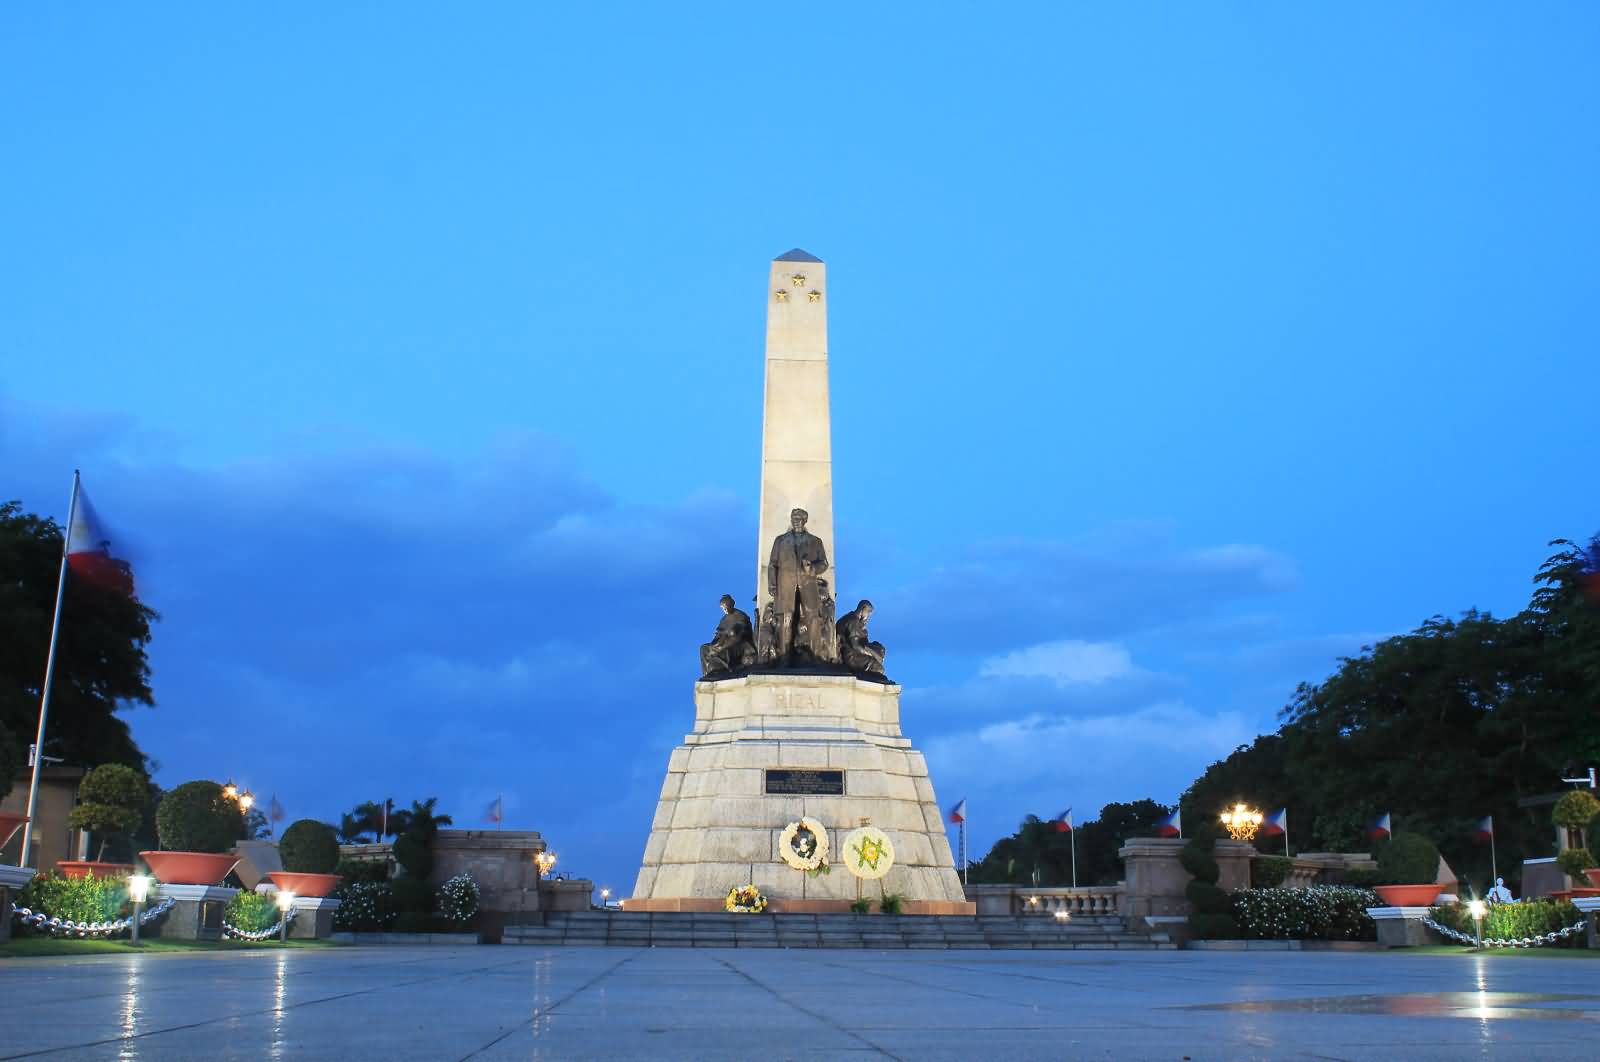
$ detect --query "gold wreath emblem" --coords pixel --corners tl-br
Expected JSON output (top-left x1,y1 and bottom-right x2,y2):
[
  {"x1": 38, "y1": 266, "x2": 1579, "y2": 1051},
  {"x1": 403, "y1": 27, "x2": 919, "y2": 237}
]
[{"x1": 778, "y1": 817, "x2": 830, "y2": 872}]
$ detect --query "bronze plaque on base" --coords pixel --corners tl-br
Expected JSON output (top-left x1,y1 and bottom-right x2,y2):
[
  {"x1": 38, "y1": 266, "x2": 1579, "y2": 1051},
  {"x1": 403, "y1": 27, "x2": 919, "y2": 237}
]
[{"x1": 764, "y1": 769, "x2": 845, "y2": 796}]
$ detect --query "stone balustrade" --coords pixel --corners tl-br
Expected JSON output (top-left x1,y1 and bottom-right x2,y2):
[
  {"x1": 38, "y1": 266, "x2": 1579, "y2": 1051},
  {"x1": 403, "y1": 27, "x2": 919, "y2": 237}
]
[{"x1": 964, "y1": 884, "x2": 1122, "y2": 916}]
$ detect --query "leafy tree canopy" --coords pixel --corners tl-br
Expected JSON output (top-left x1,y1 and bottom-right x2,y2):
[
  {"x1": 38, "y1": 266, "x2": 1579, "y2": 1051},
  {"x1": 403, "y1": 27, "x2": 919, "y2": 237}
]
[
  {"x1": 970, "y1": 800, "x2": 1172, "y2": 887},
  {"x1": 0, "y1": 500, "x2": 158, "y2": 774}
]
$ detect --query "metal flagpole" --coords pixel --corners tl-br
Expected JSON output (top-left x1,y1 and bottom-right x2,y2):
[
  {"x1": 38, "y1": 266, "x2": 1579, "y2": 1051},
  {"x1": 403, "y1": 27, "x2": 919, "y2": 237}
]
[
  {"x1": 1491, "y1": 829, "x2": 1497, "y2": 883},
  {"x1": 1070, "y1": 827, "x2": 1078, "y2": 888},
  {"x1": 19, "y1": 471, "x2": 81, "y2": 867},
  {"x1": 961, "y1": 820, "x2": 968, "y2": 886}
]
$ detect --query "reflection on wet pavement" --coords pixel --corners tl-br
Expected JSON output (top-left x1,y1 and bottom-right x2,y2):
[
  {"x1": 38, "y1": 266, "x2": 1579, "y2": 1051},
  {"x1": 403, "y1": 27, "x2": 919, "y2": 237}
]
[{"x1": 1192, "y1": 991, "x2": 1600, "y2": 1022}]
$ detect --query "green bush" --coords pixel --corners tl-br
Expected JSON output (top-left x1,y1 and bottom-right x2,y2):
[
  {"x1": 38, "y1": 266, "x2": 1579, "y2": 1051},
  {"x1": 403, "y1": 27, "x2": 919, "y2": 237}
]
[
  {"x1": 155, "y1": 780, "x2": 240, "y2": 853},
  {"x1": 1182, "y1": 835, "x2": 1237, "y2": 938},
  {"x1": 393, "y1": 831, "x2": 433, "y2": 879},
  {"x1": 394, "y1": 911, "x2": 431, "y2": 932},
  {"x1": 332, "y1": 881, "x2": 396, "y2": 931},
  {"x1": 849, "y1": 897, "x2": 872, "y2": 914},
  {"x1": 1251, "y1": 856, "x2": 1294, "y2": 889},
  {"x1": 438, "y1": 874, "x2": 480, "y2": 924},
  {"x1": 1189, "y1": 913, "x2": 1238, "y2": 940},
  {"x1": 1373, "y1": 832, "x2": 1440, "y2": 886},
  {"x1": 1556, "y1": 847, "x2": 1595, "y2": 878},
  {"x1": 879, "y1": 892, "x2": 904, "y2": 915},
  {"x1": 1179, "y1": 842, "x2": 1219, "y2": 882},
  {"x1": 1185, "y1": 880, "x2": 1232, "y2": 915},
  {"x1": 278, "y1": 819, "x2": 340, "y2": 874},
  {"x1": 1232, "y1": 886, "x2": 1380, "y2": 941},
  {"x1": 1341, "y1": 866, "x2": 1385, "y2": 888},
  {"x1": 335, "y1": 858, "x2": 389, "y2": 884},
  {"x1": 1430, "y1": 898, "x2": 1582, "y2": 945},
  {"x1": 1552, "y1": 790, "x2": 1600, "y2": 829},
  {"x1": 67, "y1": 764, "x2": 148, "y2": 860},
  {"x1": 391, "y1": 876, "x2": 434, "y2": 914},
  {"x1": 224, "y1": 891, "x2": 280, "y2": 934},
  {"x1": 15, "y1": 871, "x2": 129, "y2": 929}
]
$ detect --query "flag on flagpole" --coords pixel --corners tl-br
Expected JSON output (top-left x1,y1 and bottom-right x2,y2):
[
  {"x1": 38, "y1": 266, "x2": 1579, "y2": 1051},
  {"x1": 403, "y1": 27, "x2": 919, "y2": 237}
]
[
  {"x1": 1471, "y1": 815, "x2": 1494, "y2": 843},
  {"x1": 1156, "y1": 808, "x2": 1181, "y2": 837},
  {"x1": 1262, "y1": 808, "x2": 1288, "y2": 837},
  {"x1": 268, "y1": 796, "x2": 286, "y2": 824},
  {"x1": 1368, "y1": 812, "x2": 1392, "y2": 840},
  {"x1": 1053, "y1": 807, "x2": 1073, "y2": 833},
  {"x1": 948, "y1": 798, "x2": 966, "y2": 824},
  {"x1": 485, "y1": 796, "x2": 504, "y2": 824},
  {"x1": 65, "y1": 485, "x2": 132, "y2": 591}
]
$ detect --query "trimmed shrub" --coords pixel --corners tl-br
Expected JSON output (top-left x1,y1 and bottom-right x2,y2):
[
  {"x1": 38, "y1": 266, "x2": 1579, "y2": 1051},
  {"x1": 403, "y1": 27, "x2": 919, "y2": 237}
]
[
  {"x1": 1251, "y1": 856, "x2": 1294, "y2": 889},
  {"x1": 1186, "y1": 880, "x2": 1232, "y2": 915},
  {"x1": 68, "y1": 764, "x2": 148, "y2": 860},
  {"x1": 1232, "y1": 886, "x2": 1380, "y2": 941},
  {"x1": 879, "y1": 892, "x2": 905, "y2": 915},
  {"x1": 1556, "y1": 847, "x2": 1595, "y2": 879},
  {"x1": 1552, "y1": 790, "x2": 1600, "y2": 830},
  {"x1": 278, "y1": 819, "x2": 340, "y2": 874},
  {"x1": 15, "y1": 871, "x2": 129, "y2": 930},
  {"x1": 393, "y1": 831, "x2": 433, "y2": 879},
  {"x1": 1341, "y1": 866, "x2": 1384, "y2": 888},
  {"x1": 1182, "y1": 835, "x2": 1237, "y2": 939},
  {"x1": 1189, "y1": 913, "x2": 1238, "y2": 940},
  {"x1": 224, "y1": 891, "x2": 280, "y2": 934},
  {"x1": 155, "y1": 780, "x2": 240, "y2": 853},
  {"x1": 332, "y1": 881, "x2": 396, "y2": 931},
  {"x1": 438, "y1": 874, "x2": 480, "y2": 924},
  {"x1": 394, "y1": 911, "x2": 431, "y2": 932},
  {"x1": 1373, "y1": 832, "x2": 1439, "y2": 886},
  {"x1": 1430, "y1": 897, "x2": 1582, "y2": 946}
]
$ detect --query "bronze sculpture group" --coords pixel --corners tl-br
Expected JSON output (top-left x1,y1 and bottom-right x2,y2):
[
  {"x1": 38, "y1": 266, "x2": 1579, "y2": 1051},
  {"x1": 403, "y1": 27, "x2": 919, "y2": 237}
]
[{"x1": 699, "y1": 507, "x2": 887, "y2": 681}]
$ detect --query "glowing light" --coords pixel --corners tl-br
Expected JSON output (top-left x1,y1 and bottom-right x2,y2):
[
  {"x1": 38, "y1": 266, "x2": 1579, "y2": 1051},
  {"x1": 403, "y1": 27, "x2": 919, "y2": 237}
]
[
  {"x1": 1468, "y1": 899, "x2": 1487, "y2": 921},
  {"x1": 127, "y1": 874, "x2": 151, "y2": 903},
  {"x1": 276, "y1": 890, "x2": 296, "y2": 912},
  {"x1": 222, "y1": 782, "x2": 239, "y2": 800},
  {"x1": 239, "y1": 791, "x2": 255, "y2": 811},
  {"x1": 1219, "y1": 804, "x2": 1264, "y2": 842}
]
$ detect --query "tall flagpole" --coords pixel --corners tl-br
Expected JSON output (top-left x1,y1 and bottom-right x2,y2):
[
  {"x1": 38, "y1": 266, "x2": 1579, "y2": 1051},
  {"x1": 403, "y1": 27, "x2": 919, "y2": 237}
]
[
  {"x1": 1070, "y1": 827, "x2": 1078, "y2": 888},
  {"x1": 19, "y1": 471, "x2": 81, "y2": 867},
  {"x1": 960, "y1": 820, "x2": 968, "y2": 886},
  {"x1": 1490, "y1": 829, "x2": 1497, "y2": 883}
]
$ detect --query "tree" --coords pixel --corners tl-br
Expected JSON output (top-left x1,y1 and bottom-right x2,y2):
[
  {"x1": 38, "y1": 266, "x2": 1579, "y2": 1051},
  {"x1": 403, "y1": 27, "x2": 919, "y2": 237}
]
[
  {"x1": 0, "y1": 501, "x2": 158, "y2": 773},
  {"x1": 969, "y1": 801, "x2": 1171, "y2": 887},
  {"x1": 243, "y1": 807, "x2": 272, "y2": 840},
  {"x1": 66, "y1": 763, "x2": 149, "y2": 861}
]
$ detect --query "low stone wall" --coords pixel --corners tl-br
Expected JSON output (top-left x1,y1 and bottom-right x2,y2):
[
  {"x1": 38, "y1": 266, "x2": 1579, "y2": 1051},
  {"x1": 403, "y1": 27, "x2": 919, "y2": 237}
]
[{"x1": 965, "y1": 884, "x2": 1122, "y2": 917}]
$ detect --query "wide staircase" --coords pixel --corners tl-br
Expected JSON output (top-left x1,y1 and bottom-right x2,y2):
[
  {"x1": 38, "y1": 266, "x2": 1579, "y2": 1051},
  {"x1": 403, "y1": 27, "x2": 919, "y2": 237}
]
[{"x1": 503, "y1": 911, "x2": 1174, "y2": 950}]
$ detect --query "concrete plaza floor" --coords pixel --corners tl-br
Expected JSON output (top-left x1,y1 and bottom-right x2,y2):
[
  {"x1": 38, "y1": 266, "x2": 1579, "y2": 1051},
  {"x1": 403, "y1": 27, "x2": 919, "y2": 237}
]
[{"x1": 1, "y1": 945, "x2": 1596, "y2": 1060}]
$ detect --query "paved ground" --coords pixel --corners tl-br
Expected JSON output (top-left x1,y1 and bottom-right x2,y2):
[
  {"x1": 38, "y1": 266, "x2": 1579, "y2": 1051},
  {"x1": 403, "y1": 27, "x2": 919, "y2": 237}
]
[{"x1": 1, "y1": 945, "x2": 1597, "y2": 1060}]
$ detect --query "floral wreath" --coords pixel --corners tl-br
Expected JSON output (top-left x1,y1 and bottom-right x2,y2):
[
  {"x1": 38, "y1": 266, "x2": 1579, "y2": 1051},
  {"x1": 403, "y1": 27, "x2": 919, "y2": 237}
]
[
  {"x1": 842, "y1": 825, "x2": 896, "y2": 881},
  {"x1": 778, "y1": 817, "x2": 831, "y2": 873},
  {"x1": 725, "y1": 884, "x2": 767, "y2": 913}
]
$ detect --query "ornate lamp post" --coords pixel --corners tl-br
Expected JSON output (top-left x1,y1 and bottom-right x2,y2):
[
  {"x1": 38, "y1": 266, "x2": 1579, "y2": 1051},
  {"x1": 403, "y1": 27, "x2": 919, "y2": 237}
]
[
  {"x1": 127, "y1": 874, "x2": 151, "y2": 946},
  {"x1": 277, "y1": 890, "x2": 296, "y2": 943},
  {"x1": 1468, "y1": 898, "x2": 1487, "y2": 950},
  {"x1": 1219, "y1": 804, "x2": 1264, "y2": 843}
]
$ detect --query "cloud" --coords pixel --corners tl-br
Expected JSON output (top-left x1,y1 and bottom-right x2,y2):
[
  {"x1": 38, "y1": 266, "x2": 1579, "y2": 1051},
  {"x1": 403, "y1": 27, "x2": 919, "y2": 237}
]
[{"x1": 979, "y1": 639, "x2": 1133, "y2": 686}]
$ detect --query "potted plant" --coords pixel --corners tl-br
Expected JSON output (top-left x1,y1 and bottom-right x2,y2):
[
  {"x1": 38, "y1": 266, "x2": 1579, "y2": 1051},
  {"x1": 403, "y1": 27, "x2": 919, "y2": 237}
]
[
  {"x1": 141, "y1": 780, "x2": 243, "y2": 885},
  {"x1": 268, "y1": 819, "x2": 343, "y2": 897},
  {"x1": 60, "y1": 764, "x2": 147, "y2": 878},
  {"x1": 1552, "y1": 790, "x2": 1600, "y2": 893},
  {"x1": 1370, "y1": 832, "x2": 1444, "y2": 907}
]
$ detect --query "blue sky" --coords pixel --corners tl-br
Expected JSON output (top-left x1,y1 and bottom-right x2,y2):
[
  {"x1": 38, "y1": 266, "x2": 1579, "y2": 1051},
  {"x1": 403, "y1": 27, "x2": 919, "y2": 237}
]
[{"x1": 3, "y1": 5, "x2": 1596, "y2": 893}]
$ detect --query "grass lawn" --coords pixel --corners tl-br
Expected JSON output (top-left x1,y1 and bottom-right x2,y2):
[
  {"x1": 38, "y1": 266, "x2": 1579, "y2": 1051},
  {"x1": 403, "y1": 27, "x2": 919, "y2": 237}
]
[
  {"x1": 2, "y1": 936, "x2": 343, "y2": 959},
  {"x1": 1407, "y1": 944, "x2": 1599, "y2": 958}
]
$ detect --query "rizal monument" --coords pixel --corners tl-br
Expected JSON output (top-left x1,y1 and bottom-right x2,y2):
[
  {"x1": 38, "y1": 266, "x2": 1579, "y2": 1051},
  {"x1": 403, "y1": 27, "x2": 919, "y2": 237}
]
[{"x1": 629, "y1": 250, "x2": 971, "y2": 913}]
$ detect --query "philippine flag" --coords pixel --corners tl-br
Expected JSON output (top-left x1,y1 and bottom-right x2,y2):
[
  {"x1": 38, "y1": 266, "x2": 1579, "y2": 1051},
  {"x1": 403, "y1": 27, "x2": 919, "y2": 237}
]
[
  {"x1": 948, "y1": 799, "x2": 966, "y2": 824},
  {"x1": 66, "y1": 484, "x2": 132, "y2": 591},
  {"x1": 1053, "y1": 807, "x2": 1073, "y2": 833},
  {"x1": 1262, "y1": 808, "x2": 1288, "y2": 837},
  {"x1": 1471, "y1": 815, "x2": 1494, "y2": 843},
  {"x1": 1368, "y1": 812, "x2": 1392, "y2": 840},
  {"x1": 485, "y1": 796, "x2": 504, "y2": 824},
  {"x1": 1156, "y1": 809, "x2": 1181, "y2": 837}
]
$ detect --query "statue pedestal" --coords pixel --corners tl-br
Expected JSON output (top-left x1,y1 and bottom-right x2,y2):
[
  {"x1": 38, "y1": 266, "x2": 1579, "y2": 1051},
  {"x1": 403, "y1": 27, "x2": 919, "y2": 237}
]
[
  {"x1": 629, "y1": 673, "x2": 971, "y2": 912},
  {"x1": 155, "y1": 884, "x2": 238, "y2": 941}
]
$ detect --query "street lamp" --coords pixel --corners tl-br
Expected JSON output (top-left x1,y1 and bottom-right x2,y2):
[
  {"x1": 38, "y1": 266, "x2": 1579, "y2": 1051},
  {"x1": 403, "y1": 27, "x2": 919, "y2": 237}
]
[
  {"x1": 127, "y1": 874, "x2": 151, "y2": 946},
  {"x1": 1468, "y1": 898, "x2": 1487, "y2": 950},
  {"x1": 1219, "y1": 804, "x2": 1264, "y2": 842},
  {"x1": 277, "y1": 890, "x2": 296, "y2": 943},
  {"x1": 239, "y1": 790, "x2": 255, "y2": 812},
  {"x1": 222, "y1": 781, "x2": 239, "y2": 801},
  {"x1": 536, "y1": 851, "x2": 557, "y2": 878},
  {"x1": 600, "y1": 887, "x2": 611, "y2": 907}
]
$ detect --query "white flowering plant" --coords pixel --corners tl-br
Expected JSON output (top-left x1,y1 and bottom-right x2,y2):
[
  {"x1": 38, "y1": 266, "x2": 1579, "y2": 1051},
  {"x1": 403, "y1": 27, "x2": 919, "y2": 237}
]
[
  {"x1": 438, "y1": 873, "x2": 481, "y2": 924},
  {"x1": 332, "y1": 881, "x2": 397, "y2": 931},
  {"x1": 1231, "y1": 885, "x2": 1381, "y2": 941}
]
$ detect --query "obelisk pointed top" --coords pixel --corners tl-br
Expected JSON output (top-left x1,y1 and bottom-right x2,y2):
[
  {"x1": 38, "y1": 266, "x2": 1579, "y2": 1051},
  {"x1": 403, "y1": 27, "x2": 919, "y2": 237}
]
[{"x1": 774, "y1": 247, "x2": 823, "y2": 263}]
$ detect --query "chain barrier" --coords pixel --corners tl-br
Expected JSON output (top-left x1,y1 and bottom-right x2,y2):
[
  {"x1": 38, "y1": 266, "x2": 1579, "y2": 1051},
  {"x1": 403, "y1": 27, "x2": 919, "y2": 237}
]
[
  {"x1": 9, "y1": 896, "x2": 177, "y2": 938},
  {"x1": 1421, "y1": 914, "x2": 1588, "y2": 948},
  {"x1": 222, "y1": 906, "x2": 297, "y2": 941}
]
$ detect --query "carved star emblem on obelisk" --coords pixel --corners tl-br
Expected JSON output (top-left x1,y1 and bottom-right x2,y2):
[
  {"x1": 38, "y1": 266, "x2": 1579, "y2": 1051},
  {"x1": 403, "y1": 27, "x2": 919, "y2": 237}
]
[
  {"x1": 790, "y1": 273, "x2": 806, "y2": 287},
  {"x1": 808, "y1": 289, "x2": 821, "y2": 302},
  {"x1": 775, "y1": 289, "x2": 789, "y2": 302}
]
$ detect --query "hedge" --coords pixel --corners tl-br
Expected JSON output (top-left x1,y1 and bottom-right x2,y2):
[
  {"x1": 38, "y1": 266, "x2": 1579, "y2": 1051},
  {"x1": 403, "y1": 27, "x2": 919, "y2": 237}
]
[{"x1": 1231, "y1": 885, "x2": 1380, "y2": 941}]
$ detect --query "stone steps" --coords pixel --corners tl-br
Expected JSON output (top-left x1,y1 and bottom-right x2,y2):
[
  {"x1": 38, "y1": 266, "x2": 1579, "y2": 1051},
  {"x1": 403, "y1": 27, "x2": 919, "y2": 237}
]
[{"x1": 502, "y1": 912, "x2": 1174, "y2": 950}]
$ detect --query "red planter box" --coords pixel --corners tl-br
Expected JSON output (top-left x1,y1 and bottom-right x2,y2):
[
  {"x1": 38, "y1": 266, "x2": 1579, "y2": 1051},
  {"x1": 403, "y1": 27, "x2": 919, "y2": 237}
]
[
  {"x1": 58, "y1": 861, "x2": 134, "y2": 880},
  {"x1": 139, "y1": 851, "x2": 241, "y2": 886},
  {"x1": 1372, "y1": 884, "x2": 1444, "y2": 907},
  {"x1": 266, "y1": 872, "x2": 343, "y2": 898}
]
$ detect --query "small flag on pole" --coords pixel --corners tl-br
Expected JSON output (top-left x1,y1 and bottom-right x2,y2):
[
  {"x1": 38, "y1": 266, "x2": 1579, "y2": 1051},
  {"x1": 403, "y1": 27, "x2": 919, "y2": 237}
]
[
  {"x1": 1156, "y1": 808, "x2": 1182, "y2": 837},
  {"x1": 1471, "y1": 815, "x2": 1494, "y2": 843},
  {"x1": 1368, "y1": 812, "x2": 1392, "y2": 840},
  {"x1": 485, "y1": 796, "x2": 504, "y2": 825},
  {"x1": 1262, "y1": 808, "x2": 1288, "y2": 837},
  {"x1": 948, "y1": 798, "x2": 966, "y2": 824},
  {"x1": 65, "y1": 485, "x2": 133, "y2": 591},
  {"x1": 268, "y1": 796, "x2": 286, "y2": 824},
  {"x1": 1053, "y1": 807, "x2": 1073, "y2": 833}
]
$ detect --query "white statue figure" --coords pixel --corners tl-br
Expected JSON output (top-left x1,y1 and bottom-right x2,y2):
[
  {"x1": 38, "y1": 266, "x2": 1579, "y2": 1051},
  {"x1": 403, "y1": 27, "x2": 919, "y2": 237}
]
[{"x1": 1486, "y1": 877, "x2": 1514, "y2": 904}]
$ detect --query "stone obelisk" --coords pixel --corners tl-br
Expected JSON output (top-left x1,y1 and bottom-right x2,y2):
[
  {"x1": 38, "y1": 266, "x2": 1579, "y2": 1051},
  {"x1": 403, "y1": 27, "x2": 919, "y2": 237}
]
[
  {"x1": 757, "y1": 249, "x2": 834, "y2": 618},
  {"x1": 628, "y1": 250, "x2": 969, "y2": 914}
]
